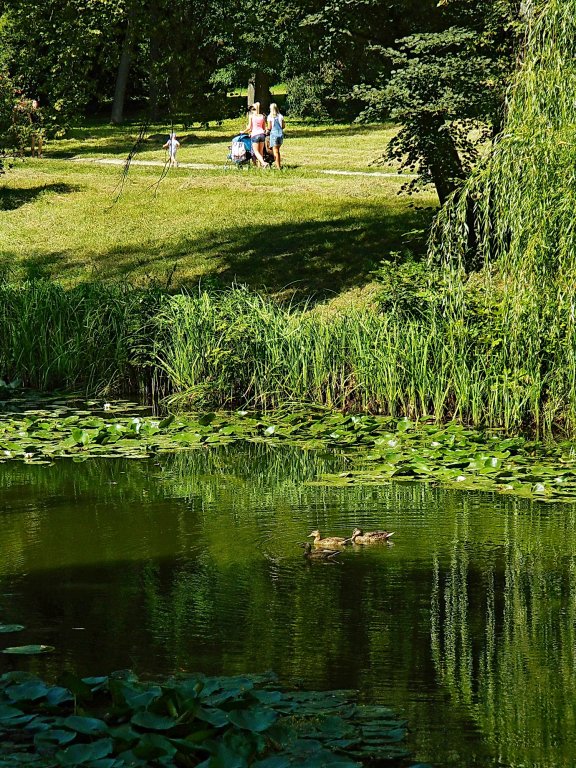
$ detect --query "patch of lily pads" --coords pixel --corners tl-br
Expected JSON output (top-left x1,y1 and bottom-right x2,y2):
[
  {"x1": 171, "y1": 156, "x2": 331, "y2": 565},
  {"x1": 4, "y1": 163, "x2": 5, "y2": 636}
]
[
  {"x1": 1, "y1": 395, "x2": 576, "y2": 502},
  {"x1": 0, "y1": 669, "x2": 421, "y2": 767}
]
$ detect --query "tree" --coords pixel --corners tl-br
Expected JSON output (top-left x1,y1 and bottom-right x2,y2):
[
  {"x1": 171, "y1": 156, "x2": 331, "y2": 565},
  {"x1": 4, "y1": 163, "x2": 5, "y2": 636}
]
[
  {"x1": 284, "y1": 0, "x2": 439, "y2": 120},
  {"x1": 0, "y1": 0, "x2": 128, "y2": 127},
  {"x1": 358, "y1": 1, "x2": 523, "y2": 203}
]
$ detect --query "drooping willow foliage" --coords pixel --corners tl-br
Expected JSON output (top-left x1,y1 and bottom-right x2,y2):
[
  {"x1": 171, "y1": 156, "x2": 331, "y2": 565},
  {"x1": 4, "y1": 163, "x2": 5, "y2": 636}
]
[{"x1": 428, "y1": 0, "x2": 576, "y2": 434}]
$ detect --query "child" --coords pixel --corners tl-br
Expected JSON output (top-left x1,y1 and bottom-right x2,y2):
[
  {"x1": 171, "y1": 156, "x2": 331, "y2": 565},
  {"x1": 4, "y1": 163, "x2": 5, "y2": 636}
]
[{"x1": 163, "y1": 133, "x2": 180, "y2": 167}]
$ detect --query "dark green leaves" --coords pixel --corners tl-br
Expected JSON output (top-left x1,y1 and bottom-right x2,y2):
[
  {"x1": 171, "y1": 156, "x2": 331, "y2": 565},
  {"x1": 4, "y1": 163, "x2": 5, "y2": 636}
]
[{"x1": 0, "y1": 671, "x2": 410, "y2": 767}]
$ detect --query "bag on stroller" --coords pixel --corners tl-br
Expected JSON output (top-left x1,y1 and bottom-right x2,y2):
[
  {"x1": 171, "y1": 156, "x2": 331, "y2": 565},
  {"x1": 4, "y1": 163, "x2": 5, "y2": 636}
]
[{"x1": 228, "y1": 133, "x2": 252, "y2": 167}]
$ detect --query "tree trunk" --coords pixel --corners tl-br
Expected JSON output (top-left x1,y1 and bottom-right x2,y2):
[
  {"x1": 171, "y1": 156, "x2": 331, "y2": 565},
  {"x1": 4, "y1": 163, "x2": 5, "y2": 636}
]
[
  {"x1": 247, "y1": 71, "x2": 271, "y2": 112},
  {"x1": 148, "y1": 1, "x2": 161, "y2": 120},
  {"x1": 426, "y1": 120, "x2": 465, "y2": 206},
  {"x1": 111, "y1": 20, "x2": 133, "y2": 125}
]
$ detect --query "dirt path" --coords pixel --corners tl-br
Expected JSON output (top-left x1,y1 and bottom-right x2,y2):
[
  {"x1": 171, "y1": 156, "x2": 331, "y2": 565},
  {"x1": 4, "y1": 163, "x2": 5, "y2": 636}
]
[{"x1": 68, "y1": 156, "x2": 416, "y2": 178}]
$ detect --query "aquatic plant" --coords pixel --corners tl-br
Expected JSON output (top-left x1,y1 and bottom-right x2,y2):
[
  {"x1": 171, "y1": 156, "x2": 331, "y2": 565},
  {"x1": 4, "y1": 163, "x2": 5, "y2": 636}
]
[
  {"x1": 2, "y1": 397, "x2": 576, "y2": 503},
  {"x1": 0, "y1": 669, "x2": 412, "y2": 767}
]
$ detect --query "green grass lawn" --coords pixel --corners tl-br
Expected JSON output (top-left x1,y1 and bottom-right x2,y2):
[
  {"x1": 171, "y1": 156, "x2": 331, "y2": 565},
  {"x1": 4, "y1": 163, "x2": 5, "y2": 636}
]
[{"x1": 0, "y1": 118, "x2": 437, "y2": 300}]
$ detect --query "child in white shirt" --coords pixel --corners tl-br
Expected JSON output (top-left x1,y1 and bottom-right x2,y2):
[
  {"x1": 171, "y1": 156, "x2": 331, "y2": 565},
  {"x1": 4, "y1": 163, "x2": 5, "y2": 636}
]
[{"x1": 163, "y1": 133, "x2": 180, "y2": 167}]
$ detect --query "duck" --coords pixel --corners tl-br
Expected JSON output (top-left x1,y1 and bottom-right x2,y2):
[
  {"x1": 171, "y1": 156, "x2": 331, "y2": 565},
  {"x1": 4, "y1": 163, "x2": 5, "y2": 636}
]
[
  {"x1": 308, "y1": 530, "x2": 352, "y2": 548},
  {"x1": 303, "y1": 542, "x2": 341, "y2": 561},
  {"x1": 350, "y1": 527, "x2": 395, "y2": 545}
]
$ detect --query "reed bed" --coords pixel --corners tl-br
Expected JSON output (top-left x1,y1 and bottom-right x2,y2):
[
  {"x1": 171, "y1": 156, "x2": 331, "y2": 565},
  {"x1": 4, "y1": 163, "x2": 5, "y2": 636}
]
[{"x1": 0, "y1": 280, "x2": 574, "y2": 435}]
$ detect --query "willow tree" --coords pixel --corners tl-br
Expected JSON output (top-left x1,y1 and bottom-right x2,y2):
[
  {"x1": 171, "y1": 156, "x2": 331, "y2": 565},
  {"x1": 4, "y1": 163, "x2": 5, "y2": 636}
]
[{"x1": 429, "y1": 0, "x2": 576, "y2": 433}]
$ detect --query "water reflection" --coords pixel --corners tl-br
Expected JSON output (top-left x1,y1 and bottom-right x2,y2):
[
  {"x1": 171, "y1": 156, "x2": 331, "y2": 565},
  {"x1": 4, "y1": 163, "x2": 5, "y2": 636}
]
[
  {"x1": 431, "y1": 500, "x2": 576, "y2": 767},
  {"x1": 0, "y1": 445, "x2": 575, "y2": 767}
]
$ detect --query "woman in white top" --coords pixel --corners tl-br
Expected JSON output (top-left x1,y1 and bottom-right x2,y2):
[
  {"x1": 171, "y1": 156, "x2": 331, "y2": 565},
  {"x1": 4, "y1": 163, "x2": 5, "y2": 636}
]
[{"x1": 266, "y1": 103, "x2": 285, "y2": 169}]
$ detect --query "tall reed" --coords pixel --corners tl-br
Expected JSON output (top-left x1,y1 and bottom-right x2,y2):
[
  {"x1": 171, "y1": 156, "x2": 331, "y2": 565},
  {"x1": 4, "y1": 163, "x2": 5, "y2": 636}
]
[
  {"x1": 0, "y1": 281, "x2": 158, "y2": 393},
  {"x1": 0, "y1": 280, "x2": 571, "y2": 433}
]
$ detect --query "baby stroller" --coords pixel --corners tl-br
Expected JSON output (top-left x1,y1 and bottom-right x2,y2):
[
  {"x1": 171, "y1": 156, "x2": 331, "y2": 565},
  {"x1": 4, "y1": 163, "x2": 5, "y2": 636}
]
[{"x1": 227, "y1": 132, "x2": 274, "y2": 168}]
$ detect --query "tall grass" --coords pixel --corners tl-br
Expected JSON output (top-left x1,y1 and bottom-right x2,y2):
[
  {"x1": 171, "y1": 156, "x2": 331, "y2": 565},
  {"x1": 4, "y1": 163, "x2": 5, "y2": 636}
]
[
  {"x1": 0, "y1": 281, "x2": 156, "y2": 393},
  {"x1": 0, "y1": 281, "x2": 563, "y2": 433}
]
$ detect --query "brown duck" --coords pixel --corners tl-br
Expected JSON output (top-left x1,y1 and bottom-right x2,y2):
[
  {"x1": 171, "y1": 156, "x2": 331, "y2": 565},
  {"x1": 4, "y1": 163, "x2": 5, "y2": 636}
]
[
  {"x1": 303, "y1": 542, "x2": 341, "y2": 560},
  {"x1": 308, "y1": 530, "x2": 352, "y2": 548},
  {"x1": 351, "y1": 527, "x2": 395, "y2": 544}
]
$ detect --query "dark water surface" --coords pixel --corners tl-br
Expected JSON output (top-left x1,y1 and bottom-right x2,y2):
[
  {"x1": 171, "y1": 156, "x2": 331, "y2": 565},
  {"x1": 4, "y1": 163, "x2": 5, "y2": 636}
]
[{"x1": 1, "y1": 444, "x2": 575, "y2": 767}]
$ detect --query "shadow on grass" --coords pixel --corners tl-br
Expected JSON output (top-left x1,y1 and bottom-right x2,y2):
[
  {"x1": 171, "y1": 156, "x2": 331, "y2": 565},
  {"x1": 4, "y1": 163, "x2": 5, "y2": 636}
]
[
  {"x1": 0, "y1": 176, "x2": 435, "y2": 296},
  {"x1": 0, "y1": 183, "x2": 81, "y2": 211},
  {"x1": 1, "y1": 202, "x2": 435, "y2": 298},
  {"x1": 103, "y1": 203, "x2": 433, "y2": 299},
  {"x1": 200, "y1": 207, "x2": 434, "y2": 299}
]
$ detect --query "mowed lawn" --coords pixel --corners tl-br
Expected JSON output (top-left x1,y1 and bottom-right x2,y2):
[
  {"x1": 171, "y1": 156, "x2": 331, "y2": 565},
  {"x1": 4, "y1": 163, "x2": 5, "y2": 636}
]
[{"x1": 0, "y1": 118, "x2": 437, "y2": 299}]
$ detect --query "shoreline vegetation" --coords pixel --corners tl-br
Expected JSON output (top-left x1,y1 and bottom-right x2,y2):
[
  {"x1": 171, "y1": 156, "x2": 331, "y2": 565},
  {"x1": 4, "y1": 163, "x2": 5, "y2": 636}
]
[
  {"x1": 0, "y1": 279, "x2": 575, "y2": 438},
  {"x1": 2, "y1": 4, "x2": 576, "y2": 440}
]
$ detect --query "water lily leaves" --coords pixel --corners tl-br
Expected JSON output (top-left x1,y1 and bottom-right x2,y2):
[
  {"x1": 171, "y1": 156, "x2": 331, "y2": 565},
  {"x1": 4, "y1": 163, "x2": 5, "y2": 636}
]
[
  {"x1": 227, "y1": 706, "x2": 278, "y2": 733},
  {"x1": 0, "y1": 625, "x2": 24, "y2": 634},
  {"x1": 2, "y1": 645, "x2": 54, "y2": 655},
  {"x1": 198, "y1": 413, "x2": 217, "y2": 426},
  {"x1": 5, "y1": 399, "x2": 574, "y2": 504},
  {"x1": 33, "y1": 729, "x2": 76, "y2": 748},
  {"x1": 195, "y1": 706, "x2": 230, "y2": 728},
  {"x1": 61, "y1": 716, "x2": 109, "y2": 736},
  {"x1": 56, "y1": 737, "x2": 113, "y2": 765},
  {"x1": 130, "y1": 711, "x2": 177, "y2": 731},
  {"x1": 0, "y1": 703, "x2": 29, "y2": 723},
  {"x1": 0, "y1": 671, "x2": 412, "y2": 767},
  {"x1": 6, "y1": 681, "x2": 50, "y2": 703}
]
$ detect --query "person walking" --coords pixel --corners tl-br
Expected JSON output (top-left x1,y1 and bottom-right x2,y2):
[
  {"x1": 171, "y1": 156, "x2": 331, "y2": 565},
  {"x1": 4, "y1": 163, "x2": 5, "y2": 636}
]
[
  {"x1": 163, "y1": 133, "x2": 180, "y2": 167},
  {"x1": 29, "y1": 99, "x2": 44, "y2": 158},
  {"x1": 267, "y1": 103, "x2": 285, "y2": 169},
  {"x1": 246, "y1": 102, "x2": 268, "y2": 168}
]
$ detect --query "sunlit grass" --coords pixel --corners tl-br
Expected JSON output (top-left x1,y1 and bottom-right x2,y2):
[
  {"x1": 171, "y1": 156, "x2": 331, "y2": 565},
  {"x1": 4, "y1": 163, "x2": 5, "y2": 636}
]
[
  {"x1": 47, "y1": 117, "x2": 400, "y2": 172},
  {"x1": 0, "y1": 121, "x2": 435, "y2": 297}
]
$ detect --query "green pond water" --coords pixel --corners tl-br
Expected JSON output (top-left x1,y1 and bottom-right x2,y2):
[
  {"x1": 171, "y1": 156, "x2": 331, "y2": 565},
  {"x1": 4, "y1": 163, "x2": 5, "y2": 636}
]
[{"x1": 0, "y1": 443, "x2": 575, "y2": 767}]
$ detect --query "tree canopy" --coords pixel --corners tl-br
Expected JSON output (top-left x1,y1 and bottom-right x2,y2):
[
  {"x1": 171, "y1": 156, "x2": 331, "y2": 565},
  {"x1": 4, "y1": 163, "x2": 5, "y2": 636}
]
[{"x1": 0, "y1": 0, "x2": 526, "y2": 199}]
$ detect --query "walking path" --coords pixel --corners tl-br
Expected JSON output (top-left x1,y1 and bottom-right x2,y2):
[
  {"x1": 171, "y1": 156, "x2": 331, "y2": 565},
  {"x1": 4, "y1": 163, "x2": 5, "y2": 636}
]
[{"x1": 69, "y1": 156, "x2": 416, "y2": 178}]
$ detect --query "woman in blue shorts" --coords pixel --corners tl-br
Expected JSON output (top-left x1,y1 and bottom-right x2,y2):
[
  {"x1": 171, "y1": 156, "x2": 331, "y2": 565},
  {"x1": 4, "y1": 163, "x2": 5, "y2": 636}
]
[{"x1": 267, "y1": 103, "x2": 285, "y2": 169}]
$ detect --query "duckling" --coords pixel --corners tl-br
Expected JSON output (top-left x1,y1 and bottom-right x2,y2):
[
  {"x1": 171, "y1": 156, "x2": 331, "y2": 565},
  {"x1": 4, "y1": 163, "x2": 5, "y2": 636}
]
[
  {"x1": 303, "y1": 542, "x2": 341, "y2": 560},
  {"x1": 308, "y1": 530, "x2": 352, "y2": 548},
  {"x1": 351, "y1": 527, "x2": 395, "y2": 545}
]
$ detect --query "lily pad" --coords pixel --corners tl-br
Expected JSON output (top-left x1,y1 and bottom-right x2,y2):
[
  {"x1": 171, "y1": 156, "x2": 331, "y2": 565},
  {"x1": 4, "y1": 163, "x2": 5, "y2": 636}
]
[
  {"x1": 2, "y1": 645, "x2": 55, "y2": 655},
  {"x1": 0, "y1": 625, "x2": 25, "y2": 634}
]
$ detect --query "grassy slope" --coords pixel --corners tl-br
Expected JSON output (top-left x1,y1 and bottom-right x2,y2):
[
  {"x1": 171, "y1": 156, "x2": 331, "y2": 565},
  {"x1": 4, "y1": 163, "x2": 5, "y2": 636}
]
[{"x1": 0, "y1": 118, "x2": 437, "y2": 299}]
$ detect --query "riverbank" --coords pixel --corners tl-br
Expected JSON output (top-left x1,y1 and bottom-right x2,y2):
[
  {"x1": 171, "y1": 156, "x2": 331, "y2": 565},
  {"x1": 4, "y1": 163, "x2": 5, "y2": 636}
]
[{"x1": 1, "y1": 280, "x2": 575, "y2": 436}]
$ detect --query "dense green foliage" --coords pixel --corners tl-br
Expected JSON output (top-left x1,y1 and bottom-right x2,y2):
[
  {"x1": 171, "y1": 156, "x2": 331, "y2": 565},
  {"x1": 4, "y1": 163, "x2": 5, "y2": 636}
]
[
  {"x1": 0, "y1": 669, "x2": 411, "y2": 766},
  {"x1": 427, "y1": 0, "x2": 576, "y2": 430},
  {"x1": 0, "y1": 279, "x2": 573, "y2": 436},
  {"x1": 359, "y1": 1, "x2": 523, "y2": 199}
]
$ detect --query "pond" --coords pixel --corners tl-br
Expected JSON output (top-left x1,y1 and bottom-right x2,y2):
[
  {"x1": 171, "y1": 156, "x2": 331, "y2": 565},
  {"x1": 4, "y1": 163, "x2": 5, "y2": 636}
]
[{"x1": 0, "y1": 443, "x2": 575, "y2": 767}]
